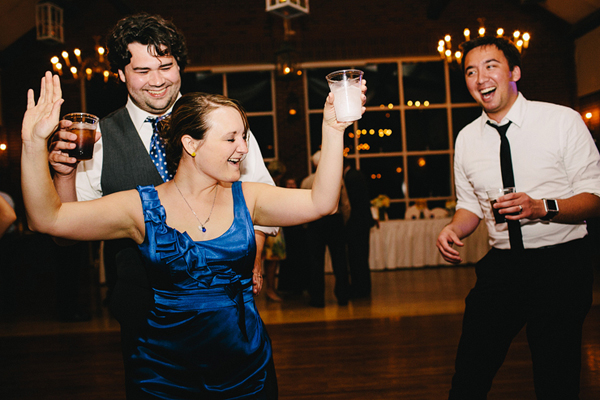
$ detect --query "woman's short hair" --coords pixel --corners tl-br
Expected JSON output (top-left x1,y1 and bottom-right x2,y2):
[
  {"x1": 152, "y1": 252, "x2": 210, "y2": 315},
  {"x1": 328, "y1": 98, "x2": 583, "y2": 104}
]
[{"x1": 161, "y1": 93, "x2": 249, "y2": 172}]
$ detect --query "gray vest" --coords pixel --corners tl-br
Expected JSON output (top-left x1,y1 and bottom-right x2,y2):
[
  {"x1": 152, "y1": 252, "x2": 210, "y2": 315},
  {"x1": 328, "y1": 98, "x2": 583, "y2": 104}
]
[{"x1": 100, "y1": 107, "x2": 164, "y2": 196}]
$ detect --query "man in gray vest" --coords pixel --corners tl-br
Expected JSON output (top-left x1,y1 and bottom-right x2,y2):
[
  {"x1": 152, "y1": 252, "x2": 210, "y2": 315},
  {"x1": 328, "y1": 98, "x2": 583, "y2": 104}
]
[{"x1": 49, "y1": 13, "x2": 277, "y2": 397}]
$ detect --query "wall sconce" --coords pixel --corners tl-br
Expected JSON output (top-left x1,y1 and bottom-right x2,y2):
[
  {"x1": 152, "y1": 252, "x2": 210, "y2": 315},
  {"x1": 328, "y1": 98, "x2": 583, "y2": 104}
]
[{"x1": 275, "y1": 41, "x2": 302, "y2": 79}]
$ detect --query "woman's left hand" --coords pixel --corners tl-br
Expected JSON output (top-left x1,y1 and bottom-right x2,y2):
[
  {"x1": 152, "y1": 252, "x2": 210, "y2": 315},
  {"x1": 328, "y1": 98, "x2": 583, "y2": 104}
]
[{"x1": 22, "y1": 71, "x2": 63, "y2": 145}]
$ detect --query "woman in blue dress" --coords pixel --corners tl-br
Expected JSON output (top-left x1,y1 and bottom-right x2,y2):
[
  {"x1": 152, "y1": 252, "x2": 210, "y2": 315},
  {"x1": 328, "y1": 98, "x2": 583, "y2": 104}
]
[{"x1": 20, "y1": 72, "x2": 366, "y2": 399}]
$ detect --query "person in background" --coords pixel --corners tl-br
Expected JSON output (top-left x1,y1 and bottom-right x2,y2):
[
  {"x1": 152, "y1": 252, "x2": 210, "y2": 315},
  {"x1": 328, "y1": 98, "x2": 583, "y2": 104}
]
[
  {"x1": 0, "y1": 192, "x2": 16, "y2": 239},
  {"x1": 436, "y1": 36, "x2": 600, "y2": 399},
  {"x1": 0, "y1": 192, "x2": 17, "y2": 316},
  {"x1": 21, "y1": 70, "x2": 365, "y2": 399},
  {"x1": 276, "y1": 177, "x2": 310, "y2": 295},
  {"x1": 261, "y1": 160, "x2": 287, "y2": 302},
  {"x1": 301, "y1": 150, "x2": 351, "y2": 307},
  {"x1": 47, "y1": 13, "x2": 277, "y2": 396},
  {"x1": 343, "y1": 159, "x2": 378, "y2": 299}
]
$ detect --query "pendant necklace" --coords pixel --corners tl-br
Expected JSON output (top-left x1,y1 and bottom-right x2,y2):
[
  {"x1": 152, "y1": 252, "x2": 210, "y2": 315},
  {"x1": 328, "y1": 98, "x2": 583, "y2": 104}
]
[{"x1": 173, "y1": 180, "x2": 218, "y2": 233}]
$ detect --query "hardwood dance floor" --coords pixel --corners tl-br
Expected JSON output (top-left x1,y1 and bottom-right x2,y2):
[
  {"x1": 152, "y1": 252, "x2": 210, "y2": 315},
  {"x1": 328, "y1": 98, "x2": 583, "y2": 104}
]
[{"x1": 1, "y1": 265, "x2": 599, "y2": 399}]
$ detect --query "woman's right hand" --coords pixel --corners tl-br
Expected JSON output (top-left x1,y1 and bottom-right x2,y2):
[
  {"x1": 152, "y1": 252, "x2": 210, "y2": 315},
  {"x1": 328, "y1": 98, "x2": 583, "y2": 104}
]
[{"x1": 22, "y1": 71, "x2": 63, "y2": 147}]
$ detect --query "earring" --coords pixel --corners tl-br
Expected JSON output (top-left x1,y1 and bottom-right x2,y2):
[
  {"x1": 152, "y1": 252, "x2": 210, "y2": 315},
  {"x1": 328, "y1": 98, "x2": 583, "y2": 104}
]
[{"x1": 191, "y1": 152, "x2": 196, "y2": 157}]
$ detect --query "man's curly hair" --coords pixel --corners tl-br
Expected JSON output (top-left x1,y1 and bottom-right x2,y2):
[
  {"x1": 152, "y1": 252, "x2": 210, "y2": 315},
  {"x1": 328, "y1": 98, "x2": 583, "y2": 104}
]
[{"x1": 106, "y1": 13, "x2": 188, "y2": 74}]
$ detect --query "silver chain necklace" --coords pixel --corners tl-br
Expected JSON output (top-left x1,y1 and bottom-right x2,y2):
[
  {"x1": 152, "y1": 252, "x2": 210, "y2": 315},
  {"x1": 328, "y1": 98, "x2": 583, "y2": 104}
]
[{"x1": 173, "y1": 180, "x2": 218, "y2": 233}]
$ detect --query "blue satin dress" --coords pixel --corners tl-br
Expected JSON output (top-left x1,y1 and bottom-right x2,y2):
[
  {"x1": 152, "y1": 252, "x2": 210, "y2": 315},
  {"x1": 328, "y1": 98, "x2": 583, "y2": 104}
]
[{"x1": 132, "y1": 182, "x2": 273, "y2": 399}]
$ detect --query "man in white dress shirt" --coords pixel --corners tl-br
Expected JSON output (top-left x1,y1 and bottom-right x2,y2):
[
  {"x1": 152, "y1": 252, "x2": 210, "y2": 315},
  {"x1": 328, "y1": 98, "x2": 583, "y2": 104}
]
[
  {"x1": 437, "y1": 36, "x2": 600, "y2": 399},
  {"x1": 49, "y1": 13, "x2": 277, "y2": 397}
]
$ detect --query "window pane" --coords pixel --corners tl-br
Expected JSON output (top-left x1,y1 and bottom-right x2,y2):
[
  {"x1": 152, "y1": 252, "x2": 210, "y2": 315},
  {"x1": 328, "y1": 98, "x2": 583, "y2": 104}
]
[
  {"x1": 452, "y1": 107, "x2": 481, "y2": 141},
  {"x1": 309, "y1": 113, "x2": 353, "y2": 156},
  {"x1": 359, "y1": 157, "x2": 405, "y2": 200},
  {"x1": 362, "y1": 63, "x2": 399, "y2": 107},
  {"x1": 356, "y1": 110, "x2": 402, "y2": 153},
  {"x1": 407, "y1": 155, "x2": 451, "y2": 197},
  {"x1": 248, "y1": 116, "x2": 274, "y2": 159},
  {"x1": 181, "y1": 71, "x2": 224, "y2": 95},
  {"x1": 405, "y1": 108, "x2": 448, "y2": 151},
  {"x1": 226, "y1": 71, "x2": 272, "y2": 112},
  {"x1": 402, "y1": 61, "x2": 445, "y2": 104},
  {"x1": 449, "y1": 67, "x2": 473, "y2": 103}
]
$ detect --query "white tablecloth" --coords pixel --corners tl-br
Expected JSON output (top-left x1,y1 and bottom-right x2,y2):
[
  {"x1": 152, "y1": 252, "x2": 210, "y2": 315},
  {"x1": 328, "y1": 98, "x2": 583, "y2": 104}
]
[{"x1": 368, "y1": 217, "x2": 490, "y2": 270}]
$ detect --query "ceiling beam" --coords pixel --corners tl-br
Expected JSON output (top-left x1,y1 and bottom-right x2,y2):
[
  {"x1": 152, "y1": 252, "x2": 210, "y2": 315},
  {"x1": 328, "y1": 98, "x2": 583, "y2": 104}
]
[{"x1": 572, "y1": 7, "x2": 600, "y2": 38}]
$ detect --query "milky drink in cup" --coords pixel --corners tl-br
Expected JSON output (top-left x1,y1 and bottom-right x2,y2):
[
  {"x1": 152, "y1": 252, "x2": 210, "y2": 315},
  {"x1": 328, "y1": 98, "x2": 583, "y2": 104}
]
[
  {"x1": 326, "y1": 69, "x2": 364, "y2": 122},
  {"x1": 64, "y1": 113, "x2": 99, "y2": 160}
]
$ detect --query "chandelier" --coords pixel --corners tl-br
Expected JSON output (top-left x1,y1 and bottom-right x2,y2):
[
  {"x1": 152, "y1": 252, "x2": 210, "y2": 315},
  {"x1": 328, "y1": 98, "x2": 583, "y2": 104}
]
[
  {"x1": 437, "y1": 18, "x2": 530, "y2": 64},
  {"x1": 49, "y1": 36, "x2": 113, "y2": 83},
  {"x1": 48, "y1": 37, "x2": 116, "y2": 111}
]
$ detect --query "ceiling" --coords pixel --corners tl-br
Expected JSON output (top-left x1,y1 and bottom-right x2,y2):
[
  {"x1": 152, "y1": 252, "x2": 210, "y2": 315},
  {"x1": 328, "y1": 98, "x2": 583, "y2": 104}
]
[{"x1": 1, "y1": 0, "x2": 600, "y2": 52}]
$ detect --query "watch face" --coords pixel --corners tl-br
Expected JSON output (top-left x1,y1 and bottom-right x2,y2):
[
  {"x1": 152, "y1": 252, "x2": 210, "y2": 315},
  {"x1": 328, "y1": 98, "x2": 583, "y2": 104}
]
[{"x1": 546, "y1": 199, "x2": 558, "y2": 212}]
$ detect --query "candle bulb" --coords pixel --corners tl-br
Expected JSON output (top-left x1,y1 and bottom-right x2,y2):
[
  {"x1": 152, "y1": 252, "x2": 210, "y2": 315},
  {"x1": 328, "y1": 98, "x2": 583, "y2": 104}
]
[
  {"x1": 56, "y1": 63, "x2": 63, "y2": 76},
  {"x1": 497, "y1": 28, "x2": 504, "y2": 37},
  {"x1": 51, "y1": 56, "x2": 59, "y2": 72},
  {"x1": 70, "y1": 66, "x2": 78, "y2": 80},
  {"x1": 74, "y1": 48, "x2": 82, "y2": 64},
  {"x1": 61, "y1": 51, "x2": 71, "y2": 67},
  {"x1": 97, "y1": 46, "x2": 105, "y2": 63},
  {"x1": 463, "y1": 29, "x2": 470, "y2": 41},
  {"x1": 522, "y1": 32, "x2": 530, "y2": 49}
]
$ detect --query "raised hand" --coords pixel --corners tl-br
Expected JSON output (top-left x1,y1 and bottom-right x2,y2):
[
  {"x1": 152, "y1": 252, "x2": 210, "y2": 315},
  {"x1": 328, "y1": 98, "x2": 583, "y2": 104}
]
[{"x1": 22, "y1": 71, "x2": 63, "y2": 146}]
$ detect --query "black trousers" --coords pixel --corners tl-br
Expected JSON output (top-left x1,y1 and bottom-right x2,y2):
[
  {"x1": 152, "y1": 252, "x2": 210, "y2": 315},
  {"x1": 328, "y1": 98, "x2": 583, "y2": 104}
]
[
  {"x1": 448, "y1": 237, "x2": 594, "y2": 400},
  {"x1": 345, "y1": 223, "x2": 372, "y2": 297},
  {"x1": 306, "y1": 214, "x2": 350, "y2": 304}
]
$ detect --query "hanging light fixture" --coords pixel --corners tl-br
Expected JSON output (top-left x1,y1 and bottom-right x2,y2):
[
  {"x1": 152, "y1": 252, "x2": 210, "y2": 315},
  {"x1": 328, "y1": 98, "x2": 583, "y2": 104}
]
[
  {"x1": 36, "y1": 1, "x2": 64, "y2": 43},
  {"x1": 437, "y1": 18, "x2": 531, "y2": 65},
  {"x1": 266, "y1": 0, "x2": 309, "y2": 19},
  {"x1": 267, "y1": 0, "x2": 309, "y2": 79}
]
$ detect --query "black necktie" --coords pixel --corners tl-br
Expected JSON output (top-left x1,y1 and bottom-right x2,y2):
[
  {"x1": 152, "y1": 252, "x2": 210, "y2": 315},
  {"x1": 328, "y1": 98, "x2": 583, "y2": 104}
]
[
  {"x1": 487, "y1": 120, "x2": 524, "y2": 251},
  {"x1": 145, "y1": 114, "x2": 173, "y2": 182}
]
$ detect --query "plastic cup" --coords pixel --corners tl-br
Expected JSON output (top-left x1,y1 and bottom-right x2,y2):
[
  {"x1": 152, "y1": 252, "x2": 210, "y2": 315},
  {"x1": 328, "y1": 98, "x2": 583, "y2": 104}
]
[
  {"x1": 486, "y1": 187, "x2": 515, "y2": 224},
  {"x1": 63, "y1": 113, "x2": 99, "y2": 160},
  {"x1": 326, "y1": 69, "x2": 364, "y2": 122}
]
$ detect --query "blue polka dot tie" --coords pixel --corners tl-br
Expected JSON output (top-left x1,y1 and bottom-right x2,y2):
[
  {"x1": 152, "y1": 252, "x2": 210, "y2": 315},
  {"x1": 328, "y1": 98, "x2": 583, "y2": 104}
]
[{"x1": 145, "y1": 114, "x2": 174, "y2": 182}]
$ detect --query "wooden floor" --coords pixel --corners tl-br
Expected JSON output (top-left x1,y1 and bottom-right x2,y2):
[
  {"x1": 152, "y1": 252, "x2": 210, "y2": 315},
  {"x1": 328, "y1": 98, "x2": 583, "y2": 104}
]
[{"x1": 1, "y1": 265, "x2": 600, "y2": 399}]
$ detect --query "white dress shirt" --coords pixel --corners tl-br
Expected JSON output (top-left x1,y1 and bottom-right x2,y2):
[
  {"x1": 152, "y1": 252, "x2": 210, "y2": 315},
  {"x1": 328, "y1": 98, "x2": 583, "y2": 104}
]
[
  {"x1": 75, "y1": 96, "x2": 278, "y2": 236},
  {"x1": 454, "y1": 93, "x2": 600, "y2": 249}
]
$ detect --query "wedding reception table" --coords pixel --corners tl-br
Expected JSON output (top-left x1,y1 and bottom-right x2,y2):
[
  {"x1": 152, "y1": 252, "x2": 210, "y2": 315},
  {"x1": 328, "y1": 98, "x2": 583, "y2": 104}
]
[{"x1": 367, "y1": 217, "x2": 490, "y2": 270}]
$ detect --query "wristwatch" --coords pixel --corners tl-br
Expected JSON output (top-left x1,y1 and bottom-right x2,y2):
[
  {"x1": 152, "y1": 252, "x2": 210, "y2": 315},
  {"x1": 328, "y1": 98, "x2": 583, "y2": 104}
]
[{"x1": 540, "y1": 198, "x2": 559, "y2": 221}]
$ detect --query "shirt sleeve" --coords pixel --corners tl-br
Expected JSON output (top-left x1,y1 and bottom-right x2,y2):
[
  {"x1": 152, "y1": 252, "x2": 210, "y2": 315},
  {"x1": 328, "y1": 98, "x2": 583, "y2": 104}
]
[
  {"x1": 454, "y1": 133, "x2": 485, "y2": 219},
  {"x1": 239, "y1": 129, "x2": 279, "y2": 236},
  {"x1": 75, "y1": 131, "x2": 104, "y2": 202},
  {"x1": 562, "y1": 110, "x2": 600, "y2": 197}
]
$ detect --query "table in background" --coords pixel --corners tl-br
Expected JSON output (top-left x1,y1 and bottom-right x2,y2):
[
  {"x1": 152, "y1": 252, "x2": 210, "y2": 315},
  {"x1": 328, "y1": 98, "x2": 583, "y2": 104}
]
[{"x1": 368, "y1": 217, "x2": 489, "y2": 270}]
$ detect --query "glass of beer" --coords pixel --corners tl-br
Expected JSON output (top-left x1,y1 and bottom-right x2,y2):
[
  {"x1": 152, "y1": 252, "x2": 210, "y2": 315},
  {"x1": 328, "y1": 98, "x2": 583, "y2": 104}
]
[
  {"x1": 486, "y1": 187, "x2": 515, "y2": 224},
  {"x1": 63, "y1": 113, "x2": 99, "y2": 160}
]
